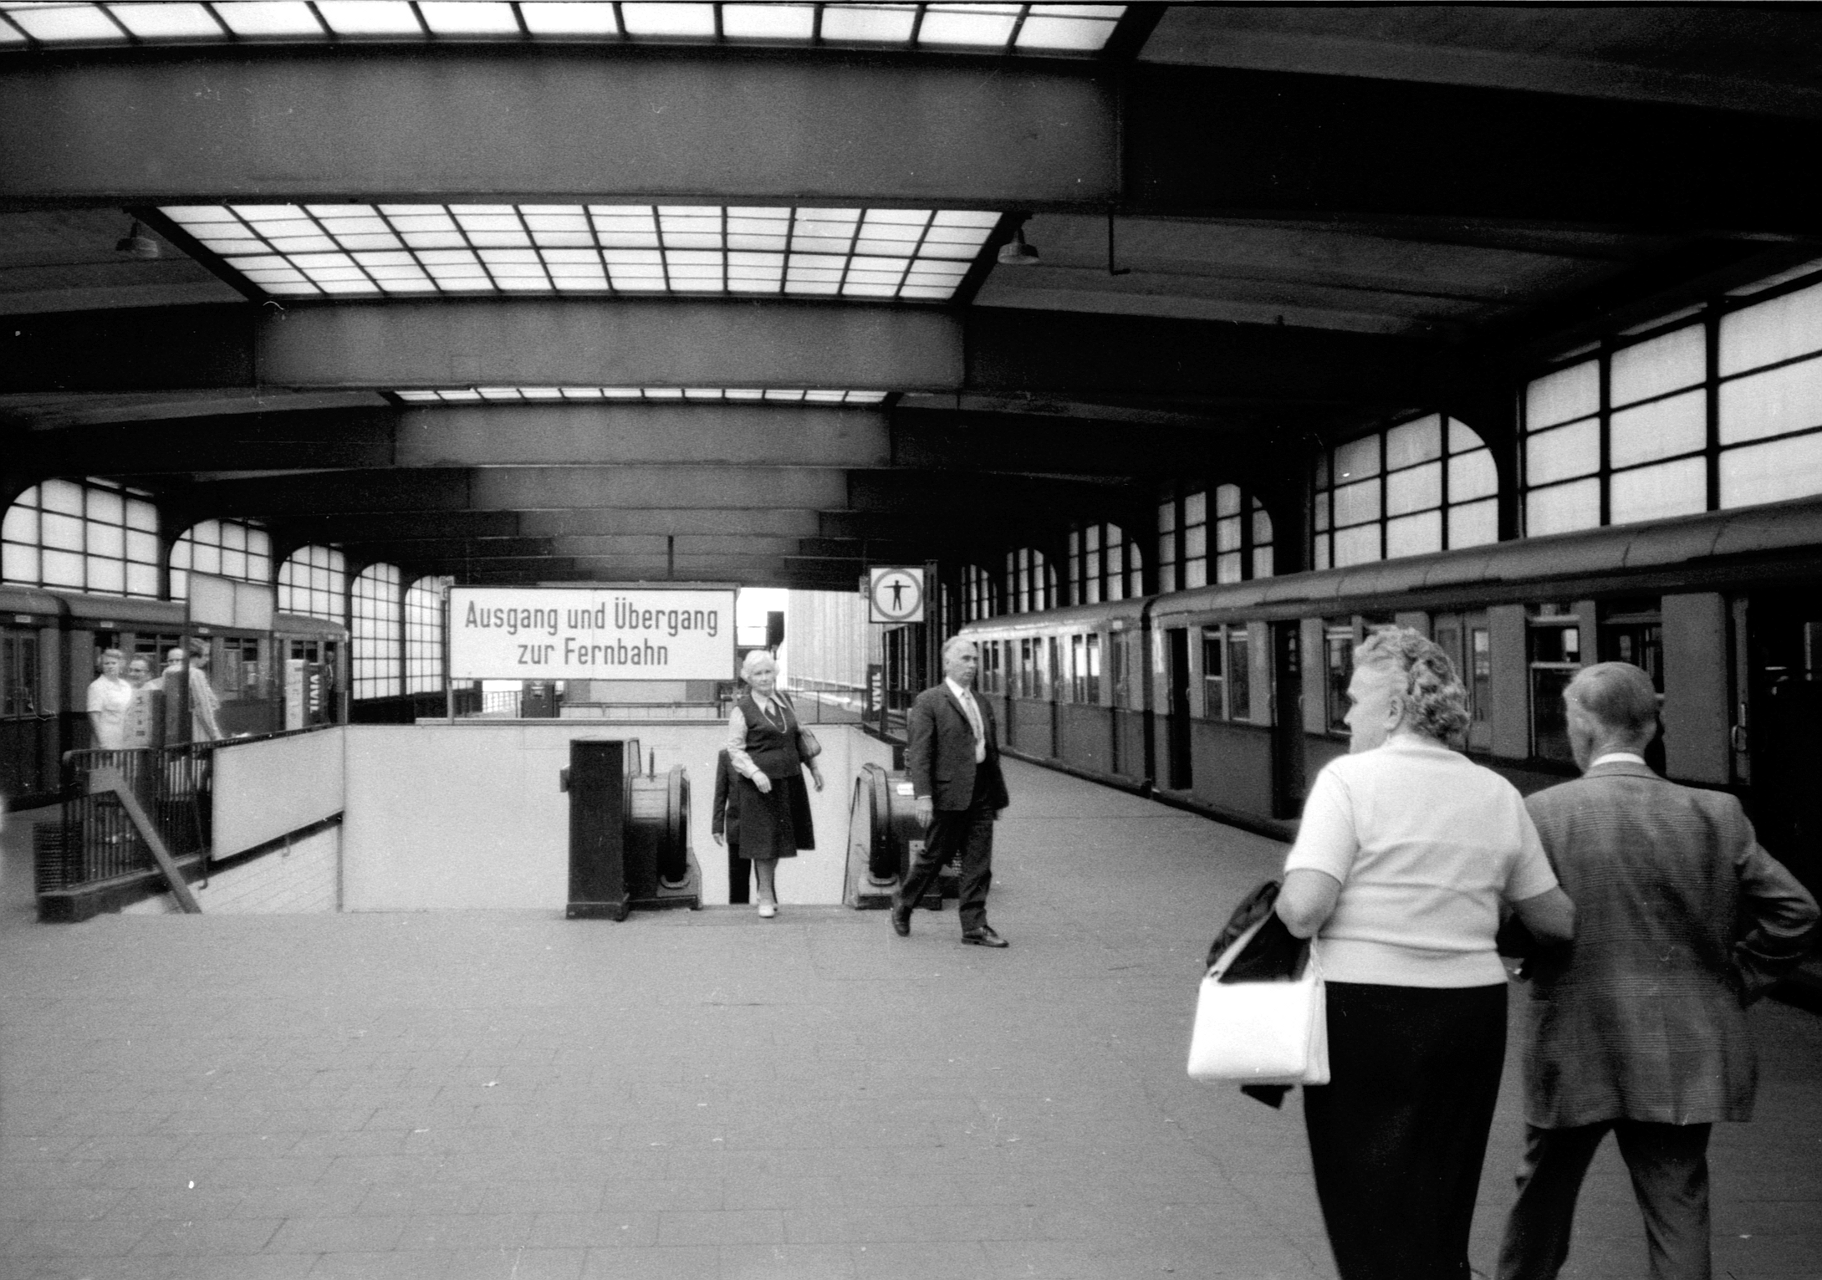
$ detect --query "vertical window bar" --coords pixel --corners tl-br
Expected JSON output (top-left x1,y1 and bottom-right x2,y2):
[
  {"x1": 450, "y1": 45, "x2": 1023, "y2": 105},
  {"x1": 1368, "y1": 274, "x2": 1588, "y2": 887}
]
[
  {"x1": 1597, "y1": 341, "x2": 1612, "y2": 527},
  {"x1": 1704, "y1": 304, "x2": 1721, "y2": 511}
]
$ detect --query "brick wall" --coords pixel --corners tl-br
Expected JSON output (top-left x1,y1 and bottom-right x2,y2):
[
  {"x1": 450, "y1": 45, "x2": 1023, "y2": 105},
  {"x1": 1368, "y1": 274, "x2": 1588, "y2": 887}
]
[{"x1": 125, "y1": 824, "x2": 339, "y2": 915}]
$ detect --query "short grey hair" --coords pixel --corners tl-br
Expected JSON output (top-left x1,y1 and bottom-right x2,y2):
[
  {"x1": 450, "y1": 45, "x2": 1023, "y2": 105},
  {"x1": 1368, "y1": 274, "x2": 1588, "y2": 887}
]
[
  {"x1": 1353, "y1": 626, "x2": 1471, "y2": 743},
  {"x1": 941, "y1": 635, "x2": 978, "y2": 662},
  {"x1": 1566, "y1": 662, "x2": 1660, "y2": 742},
  {"x1": 740, "y1": 649, "x2": 776, "y2": 679}
]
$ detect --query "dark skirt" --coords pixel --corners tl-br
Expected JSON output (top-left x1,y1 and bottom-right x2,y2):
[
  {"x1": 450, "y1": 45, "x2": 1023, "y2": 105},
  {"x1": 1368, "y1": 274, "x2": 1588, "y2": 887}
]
[
  {"x1": 1302, "y1": 981, "x2": 1508, "y2": 1280},
  {"x1": 735, "y1": 771, "x2": 814, "y2": 861}
]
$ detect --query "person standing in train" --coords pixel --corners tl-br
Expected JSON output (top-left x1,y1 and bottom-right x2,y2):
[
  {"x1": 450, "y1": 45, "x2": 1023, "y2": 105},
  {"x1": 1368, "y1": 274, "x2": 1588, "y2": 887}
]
[
  {"x1": 892, "y1": 635, "x2": 1011, "y2": 947},
  {"x1": 85, "y1": 648, "x2": 133, "y2": 751},
  {"x1": 724, "y1": 650, "x2": 822, "y2": 919},
  {"x1": 1497, "y1": 662, "x2": 1818, "y2": 1280},
  {"x1": 1275, "y1": 626, "x2": 1575, "y2": 1280},
  {"x1": 710, "y1": 747, "x2": 750, "y2": 905},
  {"x1": 164, "y1": 643, "x2": 222, "y2": 743}
]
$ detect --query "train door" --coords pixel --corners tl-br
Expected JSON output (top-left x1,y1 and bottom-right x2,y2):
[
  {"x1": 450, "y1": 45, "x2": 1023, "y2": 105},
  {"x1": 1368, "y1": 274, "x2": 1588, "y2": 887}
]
[
  {"x1": 1270, "y1": 621, "x2": 1306, "y2": 818},
  {"x1": 1739, "y1": 591, "x2": 1822, "y2": 896},
  {"x1": 1598, "y1": 598, "x2": 1666, "y2": 775},
  {"x1": 1433, "y1": 612, "x2": 1494, "y2": 753},
  {"x1": 1165, "y1": 628, "x2": 1191, "y2": 790},
  {"x1": 1, "y1": 625, "x2": 51, "y2": 802}
]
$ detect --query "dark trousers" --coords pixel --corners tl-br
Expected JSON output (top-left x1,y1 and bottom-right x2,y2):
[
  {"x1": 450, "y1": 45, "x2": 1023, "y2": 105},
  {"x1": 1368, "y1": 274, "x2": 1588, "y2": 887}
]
[
  {"x1": 897, "y1": 775, "x2": 994, "y2": 931},
  {"x1": 1303, "y1": 981, "x2": 1508, "y2": 1280},
  {"x1": 726, "y1": 843, "x2": 750, "y2": 904},
  {"x1": 1497, "y1": 1120, "x2": 1713, "y2": 1280}
]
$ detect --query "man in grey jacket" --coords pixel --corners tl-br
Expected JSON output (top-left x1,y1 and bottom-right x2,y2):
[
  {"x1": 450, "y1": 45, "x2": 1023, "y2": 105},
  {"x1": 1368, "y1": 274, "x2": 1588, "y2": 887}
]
[{"x1": 1498, "y1": 662, "x2": 1817, "y2": 1280}]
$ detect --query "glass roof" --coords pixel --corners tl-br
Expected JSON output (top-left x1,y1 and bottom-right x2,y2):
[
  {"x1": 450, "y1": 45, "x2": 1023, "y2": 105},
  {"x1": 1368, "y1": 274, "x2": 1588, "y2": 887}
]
[
  {"x1": 0, "y1": 3, "x2": 1125, "y2": 54},
  {"x1": 159, "y1": 203, "x2": 1001, "y2": 301},
  {"x1": 393, "y1": 387, "x2": 890, "y2": 404}
]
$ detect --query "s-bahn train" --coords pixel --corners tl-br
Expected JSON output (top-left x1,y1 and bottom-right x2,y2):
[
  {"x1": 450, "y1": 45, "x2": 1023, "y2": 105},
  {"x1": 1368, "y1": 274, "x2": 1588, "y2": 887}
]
[
  {"x1": 0, "y1": 584, "x2": 348, "y2": 807},
  {"x1": 958, "y1": 495, "x2": 1822, "y2": 899}
]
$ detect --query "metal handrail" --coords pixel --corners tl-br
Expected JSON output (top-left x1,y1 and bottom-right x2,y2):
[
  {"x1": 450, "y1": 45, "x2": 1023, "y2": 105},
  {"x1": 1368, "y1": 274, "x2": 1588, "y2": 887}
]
[{"x1": 41, "y1": 743, "x2": 215, "y2": 895}]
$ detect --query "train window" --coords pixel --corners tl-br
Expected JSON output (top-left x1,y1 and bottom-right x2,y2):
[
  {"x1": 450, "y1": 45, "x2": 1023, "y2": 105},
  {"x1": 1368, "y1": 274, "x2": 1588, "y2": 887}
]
[
  {"x1": 218, "y1": 635, "x2": 266, "y2": 701},
  {"x1": 1529, "y1": 609, "x2": 1584, "y2": 762},
  {"x1": 1599, "y1": 600, "x2": 1664, "y2": 691},
  {"x1": 1434, "y1": 613, "x2": 1494, "y2": 748},
  {"x1": 1044, "y1": 636, "x2": 1059, "y2": 700},
  {"x1": 1110, "y1": 631, "x2": 1130, "y2": 709},
  {"x1": 1018, "y1": 638, "x2": 1033, "y2": 697},
  {"x1": 1068, "y1": 634, "x2": 1085, "y2": 702},
  {"x1": 1313, "y1": 416, "x2": 1496, "y2": 570},
  {"x1": 1199, "y1": 625, "x2": 1250, "y2": 721},
  {"x1": 1085, "y1": 633, "x2": 1101, "y2": 704},
  {"x1": 1325, "y1": 622, "x2": 1354, "y2": 733}
]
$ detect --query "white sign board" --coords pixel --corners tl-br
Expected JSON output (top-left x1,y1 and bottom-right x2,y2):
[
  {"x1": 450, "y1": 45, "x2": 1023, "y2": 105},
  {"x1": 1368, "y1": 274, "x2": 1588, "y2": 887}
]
[
  {"x1": 868, "y1": 566, "x2": 925, "y2": 623},
  {"x1": 448, "y1": 586, "x2": 735, "y2": 681}
]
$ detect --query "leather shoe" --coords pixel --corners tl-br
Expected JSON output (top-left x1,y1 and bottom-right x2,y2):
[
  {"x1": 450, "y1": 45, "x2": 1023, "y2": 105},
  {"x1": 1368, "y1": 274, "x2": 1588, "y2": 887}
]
[
  {"x1": 961, "y1": 925, "x2": 1008, "y2": 948},
  {"x1": 890, "y1": 902, "x2": 911, "y2": 937}
]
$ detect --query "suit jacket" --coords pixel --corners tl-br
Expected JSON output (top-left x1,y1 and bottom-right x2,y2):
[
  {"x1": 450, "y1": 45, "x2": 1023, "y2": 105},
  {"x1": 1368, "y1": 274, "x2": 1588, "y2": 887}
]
[
  {"x1": 1520, "y1": 761, "x2": 1817, "y2": 1128},
  {"x1": 906, "y1": 682, "x2": 1009, "y2": 813}
]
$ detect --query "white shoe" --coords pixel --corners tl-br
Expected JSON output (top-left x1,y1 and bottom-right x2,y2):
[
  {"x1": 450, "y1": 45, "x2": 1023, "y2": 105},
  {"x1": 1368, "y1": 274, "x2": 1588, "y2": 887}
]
[{"x1": 757, "y1": 901, "x2": 777, "y2": 919}]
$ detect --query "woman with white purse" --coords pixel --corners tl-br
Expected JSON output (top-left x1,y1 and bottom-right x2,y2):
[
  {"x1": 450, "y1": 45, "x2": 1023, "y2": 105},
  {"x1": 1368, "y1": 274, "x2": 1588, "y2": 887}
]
[{"x1": 1274, "y1": 627, "x2": 1575, "y2": 1280}]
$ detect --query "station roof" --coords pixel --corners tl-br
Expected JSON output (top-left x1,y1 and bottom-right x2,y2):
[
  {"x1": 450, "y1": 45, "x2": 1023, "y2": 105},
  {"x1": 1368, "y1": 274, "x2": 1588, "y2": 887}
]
[{"x1": 4, "y1": 2, "x2": 1821, "y2": 589}]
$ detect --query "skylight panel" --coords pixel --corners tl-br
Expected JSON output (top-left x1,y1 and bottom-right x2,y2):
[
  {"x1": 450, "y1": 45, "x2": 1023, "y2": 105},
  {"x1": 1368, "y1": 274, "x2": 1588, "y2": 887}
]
[
  {"x1": 312, "y1": 0, "x2": 423, "y2": 37},
  {"x1": 211, "y1": 1, "x2": 324, "y2": 36},
  {"x1": 417, "y1": 1, "x2": 519, "y2": 35},
  {"x1": 396, "y1": 387, "x2": 889, "y2": 405},
  {"x1": 6, "y1": 4, "x2": 127, "y2": 42},
  {"x1": 518, "y1": 1, "x2": 618, "y2": 35},
  {"x1": 819, "y1": 3, "x2": 916, "y2": 43},
  {"x1": 1016, "y1": 3, "x2": 1123, "y2": 51},
  {"x1": 721, "y1": 3, "x2": 813, "y2": 39},
  {"x1": 918, "y1": 2, "x2": 1019, "y2": 47},
  {"x1": 161, "y1": 201, "x2": 1001, "y2": 301},
  {"x1": 619, "y1": 1, "x2": 716, "y2": 37},
  {"x1": 109, "y1": 2, "x2": 224, "y2": 37}
]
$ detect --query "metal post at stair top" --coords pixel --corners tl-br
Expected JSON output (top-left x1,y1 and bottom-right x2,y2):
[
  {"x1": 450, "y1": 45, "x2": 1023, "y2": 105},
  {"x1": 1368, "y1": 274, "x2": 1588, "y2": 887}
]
[{"x1": 89, "y1": 765, "x2": 202, "y2": 914}]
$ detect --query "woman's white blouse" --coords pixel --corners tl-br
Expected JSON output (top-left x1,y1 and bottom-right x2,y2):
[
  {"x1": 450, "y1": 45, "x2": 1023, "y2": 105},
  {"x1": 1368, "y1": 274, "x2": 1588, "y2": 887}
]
[{"x1": 1283, "y1": 733, "x2": 1559, "y2": 988}]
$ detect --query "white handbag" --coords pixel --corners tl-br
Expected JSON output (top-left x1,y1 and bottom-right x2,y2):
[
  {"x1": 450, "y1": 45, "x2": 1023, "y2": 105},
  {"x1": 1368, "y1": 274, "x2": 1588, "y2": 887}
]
[{"x1": 1186, "y1": 913, "x2": 1329, "y2": 1086}]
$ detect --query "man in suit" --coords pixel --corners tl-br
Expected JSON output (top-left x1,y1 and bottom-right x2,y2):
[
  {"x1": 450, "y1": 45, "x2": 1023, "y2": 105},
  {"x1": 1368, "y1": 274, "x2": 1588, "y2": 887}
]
[
  {"x1": 892, "y1": 635, "x2": 1011, "y2": 947},
  {"x1": 1498, "y1": 662, "x2": 1817, "y2": 1280}
]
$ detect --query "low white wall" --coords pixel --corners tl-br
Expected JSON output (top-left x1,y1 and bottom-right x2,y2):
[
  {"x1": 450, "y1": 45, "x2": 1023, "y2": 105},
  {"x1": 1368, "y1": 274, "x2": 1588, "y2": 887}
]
[
  {"x1": 212, "y1": 726, "x2": 345, "y2": 860},
  {"x1": 341, "y1": 721, "x2": 896, "y2": 911},
  {"x1": 126, "y1": 823, "x2": 339, "y2": 915}
]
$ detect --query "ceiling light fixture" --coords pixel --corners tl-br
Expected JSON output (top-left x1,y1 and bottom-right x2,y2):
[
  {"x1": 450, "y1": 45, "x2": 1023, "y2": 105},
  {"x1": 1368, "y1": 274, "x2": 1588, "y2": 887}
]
[
  {"x1": 997, "y1": 225, "x2": 1040, "y2": 266},
  {"x1": 115, "y1": 220, "x2": 159, "y2": 259}
]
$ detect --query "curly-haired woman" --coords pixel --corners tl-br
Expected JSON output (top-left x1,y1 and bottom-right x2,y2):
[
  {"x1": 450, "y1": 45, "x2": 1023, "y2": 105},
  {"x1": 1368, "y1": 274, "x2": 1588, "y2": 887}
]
[{"x1": 1275, "y1": 626, "x2": 1576, "y2": 1280}]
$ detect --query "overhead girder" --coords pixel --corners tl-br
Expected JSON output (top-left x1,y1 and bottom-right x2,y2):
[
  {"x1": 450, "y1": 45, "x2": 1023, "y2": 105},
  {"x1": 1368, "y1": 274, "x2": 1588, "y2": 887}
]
[
  {"x1": 0, "y1": 49, "x2": 1115, "y2": 207},
  {"x1": 516, "y1": 508, "x2": 823, "y2": 538},
  {"x1": 5, "y1": 51, "x2": 1819, "y2": 238},
  {"x1": 1128, "y1": 65, "x2": 1822, "y2": 236}
]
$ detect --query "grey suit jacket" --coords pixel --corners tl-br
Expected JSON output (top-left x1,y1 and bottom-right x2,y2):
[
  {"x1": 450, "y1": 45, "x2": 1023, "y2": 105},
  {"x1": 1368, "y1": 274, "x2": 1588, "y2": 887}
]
[
  {"x1": 905, "y1": 683, "x2": 1009, "y2": 813},
  {"x1": 1520, "y1": 761, "x2": 1817, "y2": 1128}
]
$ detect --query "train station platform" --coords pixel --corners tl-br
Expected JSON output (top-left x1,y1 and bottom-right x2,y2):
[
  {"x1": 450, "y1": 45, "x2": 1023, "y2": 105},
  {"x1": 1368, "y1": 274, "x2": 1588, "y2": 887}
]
[{"x1": 2, "y1": 761, "x2": 1818, "y2": 1280}]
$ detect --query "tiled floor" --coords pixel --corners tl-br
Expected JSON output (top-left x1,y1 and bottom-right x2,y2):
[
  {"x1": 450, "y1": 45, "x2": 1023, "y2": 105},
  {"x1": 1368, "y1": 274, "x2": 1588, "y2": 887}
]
[{"x1": 2, "y1": 761, "x2": 1818, "y2": 1279}]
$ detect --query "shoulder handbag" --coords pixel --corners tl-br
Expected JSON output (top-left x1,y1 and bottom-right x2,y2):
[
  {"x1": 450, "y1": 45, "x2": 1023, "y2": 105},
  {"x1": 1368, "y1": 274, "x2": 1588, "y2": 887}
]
[
  {"x1": 1187, "y1": 888, "x2": 1329, "y2": 1086},
  {"x1": 779, "y1": 693, "x2": 822, "y2": 760}
]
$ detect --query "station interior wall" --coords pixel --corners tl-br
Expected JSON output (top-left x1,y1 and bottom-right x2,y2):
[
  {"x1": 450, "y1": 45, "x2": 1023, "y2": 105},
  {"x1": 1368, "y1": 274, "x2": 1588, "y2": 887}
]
[{"x1": 341, "y1": 722, "x2": 894, "y2": 911}]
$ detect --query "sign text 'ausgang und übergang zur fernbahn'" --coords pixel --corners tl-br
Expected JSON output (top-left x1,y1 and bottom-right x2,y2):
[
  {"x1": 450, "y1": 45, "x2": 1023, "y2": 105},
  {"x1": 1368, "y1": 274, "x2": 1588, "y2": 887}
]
[{"x1": 447, "y1": 587, "x2": 735, "y2": 681}]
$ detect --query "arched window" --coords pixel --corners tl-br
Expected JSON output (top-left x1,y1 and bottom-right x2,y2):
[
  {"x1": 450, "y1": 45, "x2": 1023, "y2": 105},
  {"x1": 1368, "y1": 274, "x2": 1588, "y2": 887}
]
[
  {"x1": 351, "y1": 563, "x2": 403, "y2": 701},
  {"x1": 1003, "y1": 547, "x2": 1054, "y2": 614},
  {"x1": 2, "y1": 477, "x2": 160, "y2": 598},
  {"x1": 961, "y1": 564, "x2": 997, "y2": 621},
  {"x1": 169, "y1": 519, "x2": 272, "y2": 601},
  {"x1": 277, "y1": 544, "x2": 347, "y2": 622},
  {"x1": 1312, "y1": 415, "x2": 1496, "y2": 569},
  {"x1": 405, "y1": 576, "x2": 450, "y2": 695},
  {"x1": 1212, "y1": 485, "x2": 1274, "y2": 584},
  {"x1": 1521, "y1": 265, "x2": 1822, "y2": 535},
  {"x1": 1067, "y1": 521, "x2": 1144, "y2": 603}
]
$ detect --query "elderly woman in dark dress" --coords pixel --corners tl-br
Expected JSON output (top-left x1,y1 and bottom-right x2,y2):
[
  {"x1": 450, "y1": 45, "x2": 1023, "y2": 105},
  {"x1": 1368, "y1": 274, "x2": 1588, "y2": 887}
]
[{"x1": 724, "y1": 650, "x2": 822, "y2": 918}]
